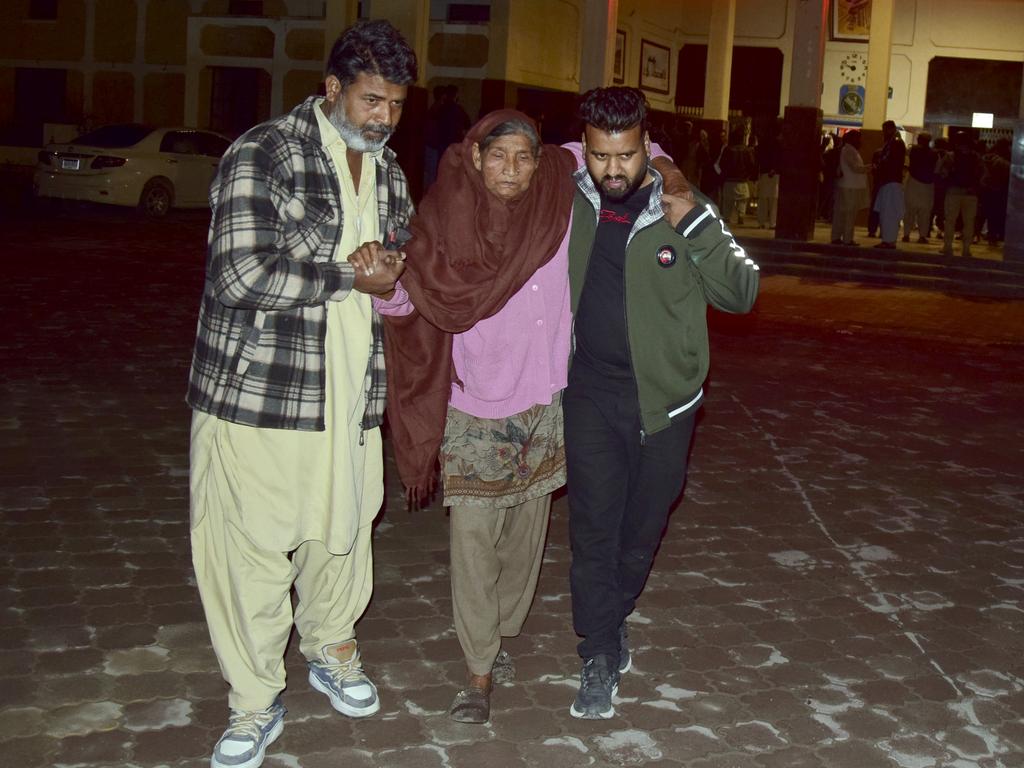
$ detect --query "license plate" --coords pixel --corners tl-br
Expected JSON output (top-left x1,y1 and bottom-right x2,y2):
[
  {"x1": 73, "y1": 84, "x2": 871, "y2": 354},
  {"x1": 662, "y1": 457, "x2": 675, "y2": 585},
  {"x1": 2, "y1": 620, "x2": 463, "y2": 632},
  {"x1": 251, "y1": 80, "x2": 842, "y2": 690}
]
[{"x1": 60, "y1": 157, "x2": 80, "y2": 171}]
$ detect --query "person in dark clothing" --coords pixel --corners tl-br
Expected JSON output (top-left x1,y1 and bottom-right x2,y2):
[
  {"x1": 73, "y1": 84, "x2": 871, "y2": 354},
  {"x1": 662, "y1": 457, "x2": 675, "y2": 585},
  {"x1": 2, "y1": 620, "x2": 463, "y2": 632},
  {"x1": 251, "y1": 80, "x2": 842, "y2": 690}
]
[
  {"x1": 867, "y1": 147, "x2": 882, "y2": 237},
  {"x1": 871, "y1": 120, "x2": 906, "y2": 248},
  {"x1": 755, "y1": 124, "x2": 782, "y2": 229},
  {"x1": 701, "y1": 127, "x2": 727, "y2": 207},
  {"x1": 979, "y1": 139, "x2": 1010, "y2": 245},
  {"x1": 564, "y1": 87, "x2": 759, "y2": 720},
  {"x1": 903, "y1": 133, "x2": 937, "y2": 243},
  {"x1": 932, "y1": 137, "x2": 951, "y2": 237},
  {"x1": 720, "y1": 127, "x2": 756, "y2": 226},
  {"x1": 819, "y1": 135, "x2": 840, "y2": 222},
  {"x1": 938, "y1": 132, "x2": 982, "y2": 258}
]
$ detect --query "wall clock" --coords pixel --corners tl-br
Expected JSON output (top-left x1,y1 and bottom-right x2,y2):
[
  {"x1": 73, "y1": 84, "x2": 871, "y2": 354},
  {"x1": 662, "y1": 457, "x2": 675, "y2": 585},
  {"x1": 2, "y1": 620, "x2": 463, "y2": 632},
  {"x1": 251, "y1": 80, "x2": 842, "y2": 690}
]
[{"x1": 839, "y1": 51, "x2": 867, "y2": 85}]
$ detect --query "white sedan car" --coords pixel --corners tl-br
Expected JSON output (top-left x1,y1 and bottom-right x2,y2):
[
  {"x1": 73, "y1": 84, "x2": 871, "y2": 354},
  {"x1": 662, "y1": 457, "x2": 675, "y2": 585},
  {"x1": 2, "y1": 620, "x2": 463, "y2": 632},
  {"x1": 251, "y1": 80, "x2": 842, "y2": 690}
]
[{"x1": 34, "y1": 124, "x2": 232, "y2": 216}]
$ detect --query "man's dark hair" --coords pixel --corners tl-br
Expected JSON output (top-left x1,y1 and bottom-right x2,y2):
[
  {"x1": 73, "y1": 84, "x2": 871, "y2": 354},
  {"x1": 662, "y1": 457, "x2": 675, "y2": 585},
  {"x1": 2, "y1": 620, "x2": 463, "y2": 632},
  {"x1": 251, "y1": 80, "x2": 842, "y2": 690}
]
[
  {"x1": 326, "y1": 20, "x2": 417, "y2": 88},
  {"x1": 882, "y1": 119, "x2": 896, "y2": 131},
  {"x1": 578, "y1": 87, "x2": 648, "y2": 134},
  {"x1": 479, "y1": 119, "x2": 540, "y2": 157}
]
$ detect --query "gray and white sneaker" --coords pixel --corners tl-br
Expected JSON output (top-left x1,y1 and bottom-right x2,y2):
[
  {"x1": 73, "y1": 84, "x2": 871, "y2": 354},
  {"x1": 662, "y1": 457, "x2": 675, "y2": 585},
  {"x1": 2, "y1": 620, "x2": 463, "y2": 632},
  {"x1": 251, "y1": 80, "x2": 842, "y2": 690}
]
[
  {"x1": 211, "y1": 700, "x2": 285, "y2": 768},
  {"x1": 618, "y1": 622, "x2": 631, "y2": 674},
  {"x1": 569, "y1": 654, "x2": 619, "y2": 719},
  {"x1": 308, "y1": 641, "x2": 380, "y2": 718}
]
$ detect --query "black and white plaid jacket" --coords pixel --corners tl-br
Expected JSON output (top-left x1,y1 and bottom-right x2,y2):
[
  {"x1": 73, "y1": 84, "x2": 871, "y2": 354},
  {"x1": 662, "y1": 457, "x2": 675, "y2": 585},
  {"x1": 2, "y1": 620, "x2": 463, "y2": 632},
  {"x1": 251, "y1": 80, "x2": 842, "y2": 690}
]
[{"x1": 187, "y1": 96, "x2": 413, "y2": 432}]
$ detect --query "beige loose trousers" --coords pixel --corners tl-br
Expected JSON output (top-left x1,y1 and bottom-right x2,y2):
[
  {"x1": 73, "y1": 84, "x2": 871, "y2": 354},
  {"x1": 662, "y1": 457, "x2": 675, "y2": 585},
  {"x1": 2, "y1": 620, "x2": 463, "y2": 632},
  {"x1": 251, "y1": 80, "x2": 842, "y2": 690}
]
[
  {"x1": 189, "y1": 103, "x2": 382, "y2": 712},
  {"x1": 449, "y1": 495, "x2": 551, "y2": 675}
]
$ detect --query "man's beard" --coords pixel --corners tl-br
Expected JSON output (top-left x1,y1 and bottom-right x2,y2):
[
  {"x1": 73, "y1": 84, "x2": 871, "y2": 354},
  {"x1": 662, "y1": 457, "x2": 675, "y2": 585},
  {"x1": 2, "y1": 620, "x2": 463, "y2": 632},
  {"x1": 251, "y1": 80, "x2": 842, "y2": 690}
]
[
  {"x1": 597, "y1": 169, "x2": 645, "y2": 201},
  {"x1": 328, "y1": 102, "x2": 393, "y2": 152}
]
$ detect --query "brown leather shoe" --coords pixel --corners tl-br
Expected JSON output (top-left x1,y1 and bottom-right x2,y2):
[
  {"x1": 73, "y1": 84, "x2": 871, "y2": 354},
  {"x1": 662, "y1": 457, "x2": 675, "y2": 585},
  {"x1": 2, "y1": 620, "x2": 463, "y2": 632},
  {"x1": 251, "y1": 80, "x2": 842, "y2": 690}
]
[{"x1": 448, "y1": 672, "x2": 491, "y2": 724}]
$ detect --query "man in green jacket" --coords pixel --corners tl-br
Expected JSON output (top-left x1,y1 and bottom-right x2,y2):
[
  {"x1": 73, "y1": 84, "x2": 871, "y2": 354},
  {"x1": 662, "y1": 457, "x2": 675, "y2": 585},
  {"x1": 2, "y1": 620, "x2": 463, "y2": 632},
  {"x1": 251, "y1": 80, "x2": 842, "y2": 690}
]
[{"x1": 565, "y1": 87, "x2": 760, "y2": 719}]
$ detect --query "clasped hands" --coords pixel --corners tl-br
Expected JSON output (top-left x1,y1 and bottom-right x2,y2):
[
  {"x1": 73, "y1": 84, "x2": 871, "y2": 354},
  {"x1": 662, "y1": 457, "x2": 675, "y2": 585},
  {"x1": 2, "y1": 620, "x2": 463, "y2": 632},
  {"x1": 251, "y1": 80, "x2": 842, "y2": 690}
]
[{"x1": 348, "y1": 241, "x2": 406, "y2": 297}]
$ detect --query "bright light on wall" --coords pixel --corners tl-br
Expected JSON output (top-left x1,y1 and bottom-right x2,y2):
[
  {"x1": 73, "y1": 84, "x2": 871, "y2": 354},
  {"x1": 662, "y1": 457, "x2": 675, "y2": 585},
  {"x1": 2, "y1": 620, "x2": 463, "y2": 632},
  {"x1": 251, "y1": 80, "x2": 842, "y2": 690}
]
[{"x1": 971, "y1": 112, "x2": 994, "y2": 128}]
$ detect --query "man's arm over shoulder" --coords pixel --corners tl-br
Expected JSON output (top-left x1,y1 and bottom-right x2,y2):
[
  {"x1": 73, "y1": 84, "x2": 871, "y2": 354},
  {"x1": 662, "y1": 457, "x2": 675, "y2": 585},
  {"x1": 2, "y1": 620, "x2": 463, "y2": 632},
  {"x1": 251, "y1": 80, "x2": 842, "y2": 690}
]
[
  {"x1": 208, "y1": 134, "x2": 354, "y2": 311},
  {"x1": 676, "y1": 197, "x2": 759, "y2": 314}
]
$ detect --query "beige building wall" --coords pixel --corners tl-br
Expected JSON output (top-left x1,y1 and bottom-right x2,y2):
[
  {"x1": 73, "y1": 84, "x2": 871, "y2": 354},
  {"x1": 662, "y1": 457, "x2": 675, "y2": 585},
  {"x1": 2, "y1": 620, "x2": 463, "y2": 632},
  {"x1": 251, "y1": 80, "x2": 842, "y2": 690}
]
[
  {"x1": 616, "y1": 0, "x2": 794, "y2": 113},
  {"x1": 95, "y1": 0, "x2": 138, "y2": 64},
  {"x1": 503, "y1": 0, "x2": 584, "y2": 92},
  {"x1": 822, "y1": 0, "x2": 1024, "y2": 128},
  {"x1": 2, "y1": 0, "x2": 1022, "y2": 146}
]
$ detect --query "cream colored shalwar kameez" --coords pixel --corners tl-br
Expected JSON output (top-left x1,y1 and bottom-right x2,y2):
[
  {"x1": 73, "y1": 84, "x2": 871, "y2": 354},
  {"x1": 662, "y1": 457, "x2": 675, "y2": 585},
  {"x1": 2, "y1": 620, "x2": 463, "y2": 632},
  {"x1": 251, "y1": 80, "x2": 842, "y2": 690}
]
[{"x1": 190, "y1": 103, "x2": 383, "y2": 711}]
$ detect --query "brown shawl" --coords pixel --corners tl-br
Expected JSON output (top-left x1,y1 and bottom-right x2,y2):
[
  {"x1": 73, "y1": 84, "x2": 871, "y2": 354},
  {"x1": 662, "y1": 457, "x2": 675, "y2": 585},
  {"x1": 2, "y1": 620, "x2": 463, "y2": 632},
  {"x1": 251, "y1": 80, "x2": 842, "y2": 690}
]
[{"x1": 383, "y1": 109, "x2": 576, "y2": 494}]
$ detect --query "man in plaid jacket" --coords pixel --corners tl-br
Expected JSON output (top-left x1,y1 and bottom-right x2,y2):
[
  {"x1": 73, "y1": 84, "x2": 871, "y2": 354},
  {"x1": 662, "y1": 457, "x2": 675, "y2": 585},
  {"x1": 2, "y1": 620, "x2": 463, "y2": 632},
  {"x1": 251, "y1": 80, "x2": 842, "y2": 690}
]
[{"x1": 187, "y1": 21, "x2": 415, "y2": 768}]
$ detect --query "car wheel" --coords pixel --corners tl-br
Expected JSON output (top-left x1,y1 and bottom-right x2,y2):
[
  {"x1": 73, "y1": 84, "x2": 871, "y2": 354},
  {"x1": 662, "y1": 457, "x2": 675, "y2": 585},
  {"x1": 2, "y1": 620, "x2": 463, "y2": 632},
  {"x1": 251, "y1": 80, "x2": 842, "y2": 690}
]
[{"x1": 139, "y1": 178, "x2": 174, "y2": 217}]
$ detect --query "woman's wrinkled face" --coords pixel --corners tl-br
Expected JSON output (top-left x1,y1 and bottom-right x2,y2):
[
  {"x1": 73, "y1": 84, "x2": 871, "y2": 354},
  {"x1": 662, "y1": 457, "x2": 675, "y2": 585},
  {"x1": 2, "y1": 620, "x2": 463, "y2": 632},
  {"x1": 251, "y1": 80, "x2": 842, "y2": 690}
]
[{"x1": 472, "y1": 133, "x2": 538, "y2": 202}]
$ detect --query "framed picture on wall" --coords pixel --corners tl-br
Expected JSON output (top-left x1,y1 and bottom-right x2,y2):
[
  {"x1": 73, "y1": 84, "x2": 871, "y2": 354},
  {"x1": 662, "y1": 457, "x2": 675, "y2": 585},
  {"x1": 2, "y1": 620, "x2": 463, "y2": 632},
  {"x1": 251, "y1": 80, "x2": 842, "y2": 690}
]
[
  {"x1": 639, "y1": 39, "x2": 670, "y2": 95},
  {"x1": 613, "y1": 30, "x2": 626, "y2": 84},
  {"x1": 831, "y1": 0, "x2": 872, "y2": 42}
]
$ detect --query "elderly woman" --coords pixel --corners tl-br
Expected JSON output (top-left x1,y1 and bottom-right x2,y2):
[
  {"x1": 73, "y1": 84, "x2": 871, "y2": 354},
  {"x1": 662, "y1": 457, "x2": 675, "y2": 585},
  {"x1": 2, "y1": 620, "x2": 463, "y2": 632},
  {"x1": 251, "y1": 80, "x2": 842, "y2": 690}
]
[{"x1": 365, "y1": 109, "x2": 685, "y2": 724}]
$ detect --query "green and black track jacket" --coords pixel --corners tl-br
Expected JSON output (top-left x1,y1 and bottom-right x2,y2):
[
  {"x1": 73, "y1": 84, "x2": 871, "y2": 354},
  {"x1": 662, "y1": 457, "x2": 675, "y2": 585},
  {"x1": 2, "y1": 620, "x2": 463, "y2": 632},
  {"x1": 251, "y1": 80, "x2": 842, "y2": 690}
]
[{"x1": 568, "y1": 165, "x2": 760, "y2": 437}]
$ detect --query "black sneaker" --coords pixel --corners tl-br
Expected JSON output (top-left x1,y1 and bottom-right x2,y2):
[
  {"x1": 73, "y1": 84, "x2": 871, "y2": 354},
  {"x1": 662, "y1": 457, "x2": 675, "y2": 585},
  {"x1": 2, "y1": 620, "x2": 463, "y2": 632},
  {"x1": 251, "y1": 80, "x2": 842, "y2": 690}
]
[
  {"x1": 570, "y1": 655, "x2": 618, "y2": 719},
  {"x1": 618, "y1": 623, "x2": 631, "y2": 674}
]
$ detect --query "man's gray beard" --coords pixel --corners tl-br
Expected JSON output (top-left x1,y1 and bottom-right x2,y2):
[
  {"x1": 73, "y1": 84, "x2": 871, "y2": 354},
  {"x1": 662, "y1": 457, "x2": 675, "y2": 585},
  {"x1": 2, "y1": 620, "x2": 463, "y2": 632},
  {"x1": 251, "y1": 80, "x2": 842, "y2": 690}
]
[{"x1": 327, "y1": 102, "x2": 392, "y2": 153}]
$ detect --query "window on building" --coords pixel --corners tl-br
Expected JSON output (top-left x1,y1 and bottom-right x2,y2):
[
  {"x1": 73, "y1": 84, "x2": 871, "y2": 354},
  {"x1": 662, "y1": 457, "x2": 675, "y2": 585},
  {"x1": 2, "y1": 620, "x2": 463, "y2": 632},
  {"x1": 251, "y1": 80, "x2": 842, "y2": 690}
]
[
  {"x1": 29, "y1": 0, "x2": 58, "y2": 20},
  {"x1": 675, "y1": 45, "x2": 783, "y2": 118},
  {"x1": 447, "y1": 3, "x2": 490, "y2": 23},
  {"x1": 0, "y1": 67, "x2": 67, "y2": 146},
  {"x1": 210, "y1": 67, "x2": 270, "y2": 138},
  {"x1": 228, "y1": 0, "x2": 263, "y2": 15}
]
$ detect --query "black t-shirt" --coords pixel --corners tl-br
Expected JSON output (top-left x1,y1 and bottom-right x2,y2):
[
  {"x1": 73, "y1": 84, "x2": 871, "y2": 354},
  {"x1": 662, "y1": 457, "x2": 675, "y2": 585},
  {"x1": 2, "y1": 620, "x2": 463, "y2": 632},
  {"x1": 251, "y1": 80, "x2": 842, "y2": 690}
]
[{"x1": 574, "y1": 184, "x2": 654, "y2": 380}]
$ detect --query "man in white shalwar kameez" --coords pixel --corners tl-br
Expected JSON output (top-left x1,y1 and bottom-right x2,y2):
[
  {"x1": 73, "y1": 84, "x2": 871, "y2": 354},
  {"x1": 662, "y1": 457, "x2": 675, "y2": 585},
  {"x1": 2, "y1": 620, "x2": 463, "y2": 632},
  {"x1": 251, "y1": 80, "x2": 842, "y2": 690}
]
[{"x1": 186, "y1": 20, "x2": 416, "y2": 768}]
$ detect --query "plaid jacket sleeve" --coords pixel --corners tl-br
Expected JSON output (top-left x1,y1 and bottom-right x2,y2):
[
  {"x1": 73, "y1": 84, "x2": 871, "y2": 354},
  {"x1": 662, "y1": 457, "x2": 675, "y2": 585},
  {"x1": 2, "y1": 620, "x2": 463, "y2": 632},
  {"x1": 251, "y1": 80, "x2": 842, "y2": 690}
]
[{"x1": 208, "y1": 128, "x2": 356, "y2": 310}]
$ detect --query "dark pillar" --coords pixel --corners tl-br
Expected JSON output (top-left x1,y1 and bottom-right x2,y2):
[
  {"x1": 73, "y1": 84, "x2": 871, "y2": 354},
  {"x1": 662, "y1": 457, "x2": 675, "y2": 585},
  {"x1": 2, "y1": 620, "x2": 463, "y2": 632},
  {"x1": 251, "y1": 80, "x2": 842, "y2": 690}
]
[
  {"x1": 1005, "y1": 120, "x2": 1024, "y2": 262},
  {"x1": 1004, "y1": 59, "x2": 1024, "y2": 262},
  {"x1": 777, "y1": 105, "x2": 821, "y2": 241}
]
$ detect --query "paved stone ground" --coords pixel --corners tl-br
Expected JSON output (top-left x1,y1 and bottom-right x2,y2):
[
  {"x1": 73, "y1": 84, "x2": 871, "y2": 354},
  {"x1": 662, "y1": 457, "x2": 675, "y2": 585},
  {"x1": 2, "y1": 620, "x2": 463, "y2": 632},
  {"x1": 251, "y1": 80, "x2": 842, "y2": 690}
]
[{"x1": 1, "y1": 205, "x2": 1023, "y2": 768}]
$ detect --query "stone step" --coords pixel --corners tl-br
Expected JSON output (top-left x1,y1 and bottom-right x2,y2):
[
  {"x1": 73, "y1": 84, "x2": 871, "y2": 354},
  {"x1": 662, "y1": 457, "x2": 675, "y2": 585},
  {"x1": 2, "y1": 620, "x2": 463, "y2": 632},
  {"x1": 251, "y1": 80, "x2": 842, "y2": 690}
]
[{"x1": 742, "y1": 239, "x2": 1024, "y2": 299}]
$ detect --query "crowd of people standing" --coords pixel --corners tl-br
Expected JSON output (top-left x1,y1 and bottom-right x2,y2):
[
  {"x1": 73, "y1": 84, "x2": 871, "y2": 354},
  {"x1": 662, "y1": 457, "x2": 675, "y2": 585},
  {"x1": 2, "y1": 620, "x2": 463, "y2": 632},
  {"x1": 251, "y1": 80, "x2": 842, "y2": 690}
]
[{"x1": 820, "y1": 123, "x2": 1011, "y2": 256}]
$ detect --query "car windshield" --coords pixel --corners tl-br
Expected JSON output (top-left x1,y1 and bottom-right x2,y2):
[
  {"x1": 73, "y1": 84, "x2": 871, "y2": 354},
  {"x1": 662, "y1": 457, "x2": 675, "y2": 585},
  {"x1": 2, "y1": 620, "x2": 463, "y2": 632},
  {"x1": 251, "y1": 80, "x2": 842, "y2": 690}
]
[{"x1": 71, "y1": 124, "x2": 155, "y2": 148}]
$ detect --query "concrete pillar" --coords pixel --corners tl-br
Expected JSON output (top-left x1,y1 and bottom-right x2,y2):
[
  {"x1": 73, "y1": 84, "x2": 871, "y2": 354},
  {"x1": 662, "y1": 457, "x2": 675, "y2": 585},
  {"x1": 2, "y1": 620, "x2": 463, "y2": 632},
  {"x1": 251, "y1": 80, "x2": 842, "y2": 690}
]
[
  {"x1": 324, "y1": 0, "x2": 359, "y2": 65},
  {"x1": 271, "y1": 20, "x2": 286, "y2": 118},
  {"x1": 580, "y1": 0, "x2": 619, "y2": 92},
  {"x1": 788, "y1": 0, "x2": 828, "y2": 109},
  {"x1": 703, "y1": 0, "x2": 736, "y2": 122},
  {"x1": 82, "y1": 0, "x2": 95, "y2": 123},
  {"x1": 777, "y1": 0, "x2": 829, "y2": 241},
  {"x1": 859, "y1": 0, "x2": 894, "y2": 168},
  {"x1": 364, "y1": 0, "x2": 430, "y2": 200},
  {"x1": 861, "y1": 0, "x2": 895, "y2": 130},
  {"x1": 370, "y1": 0, "x2": 430, "y2": 86},
  {"x1": 1004, "y1": 58, "x2": 1024, "y2": 263},
  {"x1": 858, "y1": 0, "x2": 895, "y2": 233},
  {"x1": 134, "y1": 0, "x2": 146, "y2": 122},
  {"x1": 185, "y1": 18, "x2": 200, "y2": 126}
]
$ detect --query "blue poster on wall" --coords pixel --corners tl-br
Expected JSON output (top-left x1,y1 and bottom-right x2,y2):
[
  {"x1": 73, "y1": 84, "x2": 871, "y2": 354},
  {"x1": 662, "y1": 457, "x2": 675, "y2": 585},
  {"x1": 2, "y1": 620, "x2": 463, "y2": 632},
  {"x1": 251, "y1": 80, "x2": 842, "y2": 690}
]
[{"x1": 838, "y1": 84, "x2": 866, "y2": 116}]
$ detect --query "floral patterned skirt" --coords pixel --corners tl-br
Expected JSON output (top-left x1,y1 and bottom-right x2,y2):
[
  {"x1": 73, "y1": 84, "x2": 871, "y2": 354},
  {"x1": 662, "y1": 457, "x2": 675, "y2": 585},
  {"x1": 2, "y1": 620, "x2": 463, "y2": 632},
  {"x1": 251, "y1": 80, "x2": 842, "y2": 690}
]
[{"x1": 441, "y1": 394, "x2": 566, "y2": 509}]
